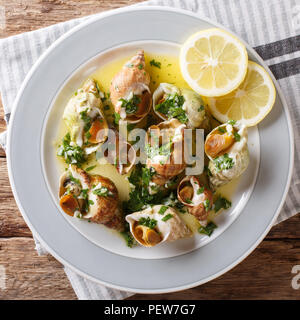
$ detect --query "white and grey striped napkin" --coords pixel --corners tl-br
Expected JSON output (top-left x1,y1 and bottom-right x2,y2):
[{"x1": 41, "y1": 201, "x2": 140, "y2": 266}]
[{"x1": 0, "y1": 0, "x2": 299, "y2": 299}]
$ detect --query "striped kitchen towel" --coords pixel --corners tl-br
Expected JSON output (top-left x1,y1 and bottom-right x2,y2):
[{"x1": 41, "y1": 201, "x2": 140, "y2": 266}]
[{"x1": 0, "y1": 0, "x2": 299, "y2": 299}]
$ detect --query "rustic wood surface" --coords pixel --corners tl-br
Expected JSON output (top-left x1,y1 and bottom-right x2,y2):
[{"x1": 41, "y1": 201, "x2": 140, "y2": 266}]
[{"x1": 0, "y1": 0, "x2": 299, "y2": 300}]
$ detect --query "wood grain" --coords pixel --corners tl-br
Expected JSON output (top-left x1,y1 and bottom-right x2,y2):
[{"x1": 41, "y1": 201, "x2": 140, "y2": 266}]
[
  {"x1": 0, "y1": 237, "x2": 77, "y2": 299},
  {"x1": 0, "y1": 0, "x2": 299, "y2": 300}
]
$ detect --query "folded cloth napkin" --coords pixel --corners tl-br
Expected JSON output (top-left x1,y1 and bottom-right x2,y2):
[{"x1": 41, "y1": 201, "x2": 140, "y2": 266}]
[{"x1": 0, "y1": 0, "x2": 299, "y2": 299}]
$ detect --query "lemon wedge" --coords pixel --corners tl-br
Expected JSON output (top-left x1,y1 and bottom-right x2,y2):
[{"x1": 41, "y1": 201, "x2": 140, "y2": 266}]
[
  {"x1": 180, "y1": 28, "x2": 248, "y2": 97},
  {"x1": 207, "y1": 61, "x2": 276, "y2": 126}
]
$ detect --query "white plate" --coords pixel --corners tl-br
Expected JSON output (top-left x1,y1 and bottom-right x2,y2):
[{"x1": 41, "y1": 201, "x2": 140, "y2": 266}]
[
  {"x1": 43, "y1": 40, "x2": 260, "y2": 259},
  {"x1": 7, "y1": 6, "x2": 294, "y2": 293}
]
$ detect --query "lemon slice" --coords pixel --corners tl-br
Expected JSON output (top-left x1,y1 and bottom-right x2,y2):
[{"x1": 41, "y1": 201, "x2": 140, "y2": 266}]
[
  {"x1": 207, "y1": 61, "x2": 276, "y2": 126},
  {"x1": 180, "y1": 28, "x2": 248, "y2": 97}
]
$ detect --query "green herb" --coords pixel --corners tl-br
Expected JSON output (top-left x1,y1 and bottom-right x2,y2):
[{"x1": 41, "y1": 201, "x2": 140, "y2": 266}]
[
  {"x1": 138, "y1": 63, "x2": 143, "y2": 70},
  {"x1": 126, "y1": 63, "x2": 134, "y2": 68},
  {"x1": 57, "y1": 133, "x2": 86, "y2": 167},
  {"x1": 113, "y1": 112, "x2": 121, "y2": 125},
  {"x1": 158, "y1": 205, "x2": 169, "y2": 215},
  {"x1": 162, "y1": 214, "x2": 173, "y2": 222},
  {"x1": 228, "y1": 119, "x2": 237, "y2": 125},
  {"x1": 198, "y1": 222, "x2": 217, "y2": 237},
  {"x1": 93, "y1": 186, "x2": 111, "y2": 197},
  {"x1": 204, "y1": 199, "x2": 211, "y2": 211},
  {"x1": 80, "y1": 110, "x2": 92, "y2": 132},
  {"x1": 204, "y1": 165, "x2": 212, "y2": 177},
  {"x1": 138, "y1": 217, "x2": 157, "y2": 229},
  {"x1": 218, "y1": 127, "x2": 226, "y2": 134},
  {"x1": 123, "y1": 164, "x2": 162, "y2": 213},
  {"x1": 145, "y1": 139, "x2": 173, "y2": 160},
  {"x1": 88, "y1": 200, "x2": 94, "y2": 205},
  {"x1": 155, "y1": 93, "x2": 187, "y2": 123},
  {"x1": 198, "y1": 105, "x2": 205, "y2": 112},
  {"x1": 213, "y1": 153, "x2": 234, "y2": 172},
  {"x1": 185, "y1": 199, "x2": 193, "y2": 204},
  {"x1": 69, "y1": 174, "x2": 81, "y2": 186},
  {"x1": 214, "y1": 196, "x2": 232, "y2": 213},
  {"x1": 119, "y1": 94, "x2": 141, "y2": 114},
  {"x1": 197, "y1": 187, "x2": 205, "y2": 195},
  {"x1": 150, "y1": 59, "x2": 161, "y2": 68},
  {"x1": 121, "y1": 223, "x2": 136, "y2": 248},
  {"x1": 234, "y1": 131, "x2": 241, "y2": 141},
  {"x1": 85, "y1": 165, "x2": 96, "y2": 172}
]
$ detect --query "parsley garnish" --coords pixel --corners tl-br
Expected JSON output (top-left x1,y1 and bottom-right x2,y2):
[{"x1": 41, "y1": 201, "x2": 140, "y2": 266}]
[
  {"x1": 113, "y1": 112, "x2": 121, "y2": 125},
  {"x1": 80, "y1": 110, "x2": 92, "y2": 132},
  {"x1": 155, "y1": 93, "x2": 187, "y2": 123},
  {"x1": 138, "y1": 217, "x2": 157, "y2": 229},
  {"x1": 198, "y1": 221, "x2": 217, "y2": 236},
  {"x1": 234, "y1": 131, "x2": 241, "y2": 141},
  {"x1": 119, "y1": 95, "x2": 141, "y2": 114},
  {"x1": 218, "y1": 127, "x2": 226, "y2": 134},
  {"x1": 158, "y1": 206, "x2": 168, "y2": 215},
  {"x1": 213, "y1": 153, "x2": 234, "y2": 172},
  {"x1": 85, "y1": 165, "x2": 96, "y2": 172},
  {"x1": 198, "y1": 105, "x2": 205, "y2": 112},
  {"x1": 214, "y1": 196, "x2": 232, "y2": 213},
  {"x1": 197, "y1": 187, "x2": 205, "y2": 195},
  {"x1": 92, "y1": 186, "x2": 111, "y2": 197},
  {"x1": 150, "y1": 59, "x2": 161, "y2": 68},
  {"x1": 57, "y1": 133, "x2": 86, "y2": 167},
  {"x1": 204, "y1": 199, "x2": 211, "y2": 211},
  {"x1": 162, "y1": 214, "x2": 173, "y2": 222},
  {"x1": 228, "y1": 119, "x2": 237, "y2": 125}
]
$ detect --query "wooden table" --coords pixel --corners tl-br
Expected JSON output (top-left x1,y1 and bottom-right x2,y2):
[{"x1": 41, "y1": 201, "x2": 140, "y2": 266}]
[{"x1": 0, "y1": 0, "x2": 299, "y2": 300}]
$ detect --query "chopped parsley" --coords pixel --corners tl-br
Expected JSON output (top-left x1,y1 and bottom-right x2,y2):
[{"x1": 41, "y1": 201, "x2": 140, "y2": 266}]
[
  {"x1": 198, "y1": 221, "x2": 217, "y2": 237},
  {"x1": 123, "y1": 164, "x2": 164, "y2": 214},
  {"x1": 198, "y1": 105, "x2": 205, "y2": 112},
  {"x1": 145, "y1": 139, "x2": 173, "y2": 161},
  {"x1": 204, "y1": 165, "x2": 212, "y2": 177},
  {"x1": 158, "y1": 205, "x2": 169, "y2": 215},
  {"x1": 113, "y1": 112, "x2": 121, "y2": 125},
  {"x1": 162, "y1": 214, "x2": 173, "y2": 222},
  {"x1": 69, "y1": 174, "x2": 81, "y2": 186},
  {"x1": 138, "y1": 63, "x2": 143, "y2": 70},
  {"x1": 213, "y1": 153, "x2": 234, "y2": 172},
  {"x1": 155, "y1": 93, "x2": 187, "y2": 123},
  {"x1": 80, "y1": 110, "x2": 92, "y2": 132},
  {"x1": 197, "y1": 187, "x2": 205, "y2": 195},
  {"x1": 119, "y1": 94, "x2": 141, "y2": 114},
  {"x1": 85, "y1": 165, "x2": 96, "y2": 172},
  {"x1": 218, "y1": 127, "x2": 226, "y2": 134},
  {"x1": 121, "y1": 222, "x2": 136, "y2": 248},
  {"x1": 204, "y1": 199, "x2": 211, "y2": 211},
  {"x1": 92, "y1": 186, "x2": 112, "y2": 197},
  {"x1": 57, "y1": 133, "x2": 86, "y2": 167},
  {"x1": 138, "y1": 217, "x2": 157, "y2": 229},
  {"x1": 214, "y1": 196, "x2": 232, "y2": 213},
  {"x1": 228, "y1": 119, "x2": 237, "y2": 125},
  {"x1": 233, "y1": 131, "x2": 241, "y2": 141},
  {"x1": 150, "y1": 59, "x2": 161, "y2": 68}
]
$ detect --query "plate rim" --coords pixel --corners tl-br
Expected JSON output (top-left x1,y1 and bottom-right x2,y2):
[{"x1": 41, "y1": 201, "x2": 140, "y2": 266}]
[{"x1": 6, "y1": 5, "x2": 294, "y2": 294}]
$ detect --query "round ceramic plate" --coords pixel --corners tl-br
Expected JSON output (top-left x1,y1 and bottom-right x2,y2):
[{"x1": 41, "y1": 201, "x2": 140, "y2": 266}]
[{"x1": 7, "y1": 6, "x2": 294, "y2": 293}]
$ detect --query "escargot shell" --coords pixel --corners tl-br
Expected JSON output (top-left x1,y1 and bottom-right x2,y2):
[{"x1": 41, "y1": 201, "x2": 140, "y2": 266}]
[
  {"x1": 205, "y1": 122, "x2": 250, "y2": 188},
  {"x1": 153, "y1": 82, "x2": 211, "y2": 130},
  {"x1": 110, "y1": 50, "x2": 151, "y2": 123},
  {"x1": 177, "y1": 176, "x2": 213, "y2": 224},
  {"x1": 125, "y1": 205, "x2": 192, "y2": 247}
]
